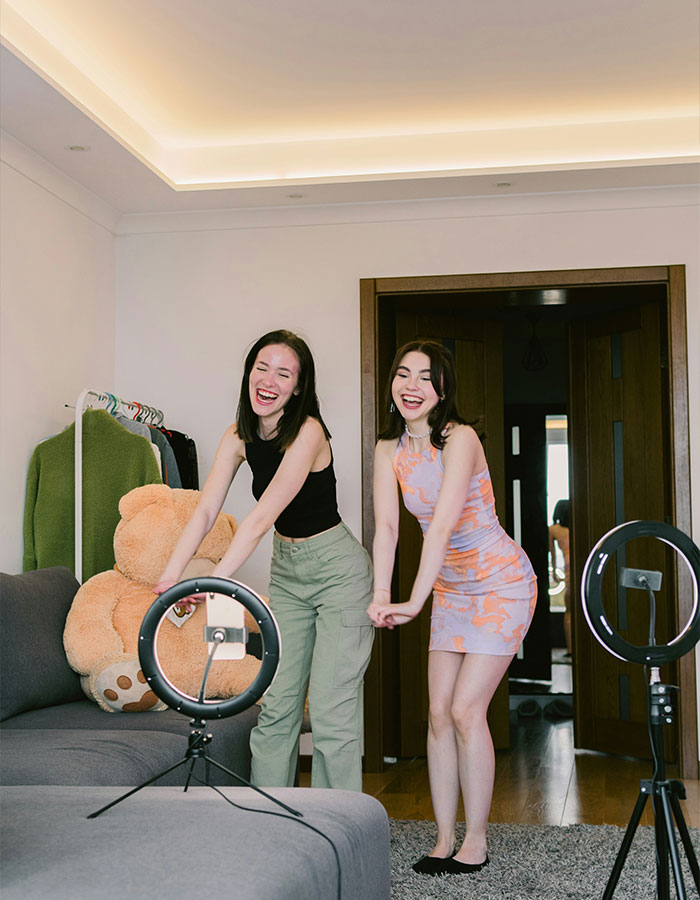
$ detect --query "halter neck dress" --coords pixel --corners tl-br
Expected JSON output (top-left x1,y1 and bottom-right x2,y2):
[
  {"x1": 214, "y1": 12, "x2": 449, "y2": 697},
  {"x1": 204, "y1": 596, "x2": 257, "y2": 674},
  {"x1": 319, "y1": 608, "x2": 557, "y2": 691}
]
[{"x1": 393, "y1": 433, "x2": 537, "y2": 655}]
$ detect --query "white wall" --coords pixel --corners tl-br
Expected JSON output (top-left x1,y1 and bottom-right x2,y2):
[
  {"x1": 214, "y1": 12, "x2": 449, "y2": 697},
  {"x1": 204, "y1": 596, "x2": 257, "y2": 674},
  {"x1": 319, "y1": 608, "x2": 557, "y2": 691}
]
[
  {"x1": 115, "y1": 187, "x2": 700, "y2": 598},
  {"x1": 0, "y1": 135, "x2": 118, "y2": 573}
]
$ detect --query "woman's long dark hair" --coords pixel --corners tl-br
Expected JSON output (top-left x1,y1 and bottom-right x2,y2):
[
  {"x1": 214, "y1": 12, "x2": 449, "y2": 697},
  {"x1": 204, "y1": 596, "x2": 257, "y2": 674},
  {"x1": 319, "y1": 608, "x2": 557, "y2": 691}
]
[
  {"x1": 378, "y1": 340, "x2": 469, "y2": 449},
  {"x1": 236, "y1": 330, "x2": 331, "y2": 449}
]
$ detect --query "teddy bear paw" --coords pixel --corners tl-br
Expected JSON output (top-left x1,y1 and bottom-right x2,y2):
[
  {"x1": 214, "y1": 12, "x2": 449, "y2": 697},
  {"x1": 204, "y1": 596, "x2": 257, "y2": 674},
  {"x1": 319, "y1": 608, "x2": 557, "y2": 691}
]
[{"x1": 92, "y1": 657, "x2": 166, "y2": 712}]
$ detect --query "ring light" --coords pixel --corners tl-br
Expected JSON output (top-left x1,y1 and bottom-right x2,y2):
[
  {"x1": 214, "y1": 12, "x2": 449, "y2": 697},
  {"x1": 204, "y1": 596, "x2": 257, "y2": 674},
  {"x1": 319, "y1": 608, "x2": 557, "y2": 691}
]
[
  {"x1": 138, "y1": 577, "x2": 280, "y2": 719},
  {"x1": 581, "y1": 520, "x2": 700, "y2": 665},
  {"x1": 579, "y1": 521, "x2": 700, "y2": 899}
]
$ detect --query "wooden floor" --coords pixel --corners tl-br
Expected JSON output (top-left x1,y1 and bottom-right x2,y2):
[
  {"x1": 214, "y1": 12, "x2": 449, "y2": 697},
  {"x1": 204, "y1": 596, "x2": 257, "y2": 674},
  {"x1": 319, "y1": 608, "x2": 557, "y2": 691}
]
[{"x1": 301, "y1": 713, "x2": 700, "y2": 828}]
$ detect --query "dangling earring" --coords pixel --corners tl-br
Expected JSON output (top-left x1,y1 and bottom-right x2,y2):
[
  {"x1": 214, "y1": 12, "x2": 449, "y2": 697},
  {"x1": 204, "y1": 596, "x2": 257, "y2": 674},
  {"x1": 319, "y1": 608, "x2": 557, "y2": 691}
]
[{"x1": 390, "y1": 402, "x2": 396, "y2": 413}]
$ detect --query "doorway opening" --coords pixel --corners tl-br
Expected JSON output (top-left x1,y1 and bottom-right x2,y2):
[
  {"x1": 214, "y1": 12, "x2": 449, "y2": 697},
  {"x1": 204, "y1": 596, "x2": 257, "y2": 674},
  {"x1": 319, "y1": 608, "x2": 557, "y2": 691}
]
[
  {"x1": 509, "y1": 411, "x2": 573, "y2": 711},
  {"x1": 360, "y1": 265, "x2": 696, "y2": 780},
  {"x1": 546, "y1": 414, "x2": 572, "y2": 666}
]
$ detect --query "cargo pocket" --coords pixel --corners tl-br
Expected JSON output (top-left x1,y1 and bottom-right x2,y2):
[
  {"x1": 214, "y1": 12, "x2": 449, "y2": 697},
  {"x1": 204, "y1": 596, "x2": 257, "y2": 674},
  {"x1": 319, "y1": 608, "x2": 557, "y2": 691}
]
[{"x1": 333, "y1": 607, "x2": 374, "y2": 689}]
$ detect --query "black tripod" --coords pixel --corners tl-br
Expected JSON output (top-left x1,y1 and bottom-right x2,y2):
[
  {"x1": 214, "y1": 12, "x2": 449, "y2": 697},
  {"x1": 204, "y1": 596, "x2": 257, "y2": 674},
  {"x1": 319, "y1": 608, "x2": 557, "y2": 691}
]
[
  {"x1": 87, "y1": 717, "x2": 302, "y2": 819},
  {"x1": 602, "y1": 673, "x2": 700, "y2": 899}
]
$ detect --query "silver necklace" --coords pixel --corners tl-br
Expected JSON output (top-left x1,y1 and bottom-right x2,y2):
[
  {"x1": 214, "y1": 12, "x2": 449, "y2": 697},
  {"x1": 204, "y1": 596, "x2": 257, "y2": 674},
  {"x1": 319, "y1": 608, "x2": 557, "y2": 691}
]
[{"x1": 405, "y1": 423, "x2": 431, "y2": 439}]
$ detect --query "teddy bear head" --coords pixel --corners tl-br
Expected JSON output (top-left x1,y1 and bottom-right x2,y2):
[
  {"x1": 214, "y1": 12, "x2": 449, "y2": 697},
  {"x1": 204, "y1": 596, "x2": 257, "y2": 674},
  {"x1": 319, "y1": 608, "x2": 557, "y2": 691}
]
[{"x1": 113, "y1": 484, "x2": 236, "y2": 584}]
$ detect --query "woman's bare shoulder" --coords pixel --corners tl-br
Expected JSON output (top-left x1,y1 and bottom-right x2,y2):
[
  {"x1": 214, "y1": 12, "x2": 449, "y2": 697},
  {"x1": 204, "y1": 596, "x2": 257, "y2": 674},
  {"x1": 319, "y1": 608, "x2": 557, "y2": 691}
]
[
  {"x1": 443, "y1": 422, "x2": 480, "y2": 446},
  {"x1": 290, "y1": 416, "x2": 328, "y2": 452},
  {"x1": 375, "y1": 436, "x2": 400, "y2": 458},
  {"x1": 298, "y1": 416, "x2": 326, "y2": 439},
  {"x1": 220, "y1": 423, "x2": 246, "y2": 458},
  {"x1": 442, "y1": 423, "x2": 486, "y2": 470},
  {"x1": 283, "y1": 417, "x2": 328, "y2": 459}
]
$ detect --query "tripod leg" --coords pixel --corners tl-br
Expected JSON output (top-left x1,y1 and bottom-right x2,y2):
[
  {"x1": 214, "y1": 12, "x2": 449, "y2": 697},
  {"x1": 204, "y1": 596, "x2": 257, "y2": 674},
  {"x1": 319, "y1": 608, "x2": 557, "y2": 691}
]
[
  {"x1": 659, "y1": 787, "x2": 688, "y2": 900},
  {"x1": 602, "y1": 790, "x2": 648, "y2": 900},
  {"x1": 203, "y1": 757, "x2": 303, "y2": 818},
  {"x1": 183, "y1": 758, "x2": 197, "y2": 792},
  {"x1": 654, "y1": 792, "x2": 671, "y2": 900},
  {"x1": 87, "y1": 758, "x2": 189, "y2": 818},
  {"x1": 668, "y1": 790, "x2": 700, "y2": 893}
]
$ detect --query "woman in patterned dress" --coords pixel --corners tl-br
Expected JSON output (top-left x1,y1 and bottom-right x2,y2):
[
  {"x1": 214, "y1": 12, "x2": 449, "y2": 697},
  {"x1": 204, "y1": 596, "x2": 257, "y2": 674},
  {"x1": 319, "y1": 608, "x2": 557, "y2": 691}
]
[{"x1": 368, "y1": 340, "x2": 537, "y2": 876}]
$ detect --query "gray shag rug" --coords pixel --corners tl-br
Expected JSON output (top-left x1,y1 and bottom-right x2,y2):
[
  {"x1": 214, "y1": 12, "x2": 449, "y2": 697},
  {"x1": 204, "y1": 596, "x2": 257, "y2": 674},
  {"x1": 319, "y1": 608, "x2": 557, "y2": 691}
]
[{"x1": 389, "y1": 820, "x2": 700, "y2": 900}]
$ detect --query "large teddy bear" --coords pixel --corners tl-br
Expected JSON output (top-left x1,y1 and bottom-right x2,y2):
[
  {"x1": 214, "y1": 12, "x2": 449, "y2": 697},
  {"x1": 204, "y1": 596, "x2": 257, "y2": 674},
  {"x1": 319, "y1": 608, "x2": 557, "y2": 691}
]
[{"x1": 63, "y1": 484, "x2": 263, "y2": 712}]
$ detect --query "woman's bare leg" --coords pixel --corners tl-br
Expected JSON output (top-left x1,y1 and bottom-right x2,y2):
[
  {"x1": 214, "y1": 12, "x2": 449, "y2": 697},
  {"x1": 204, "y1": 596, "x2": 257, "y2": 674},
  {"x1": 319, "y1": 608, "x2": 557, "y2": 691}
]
[
  {"x1": 424, "y1": 651, "x2": 463, "y2": 856},
  {"x1": 450, "y1": 652, "x2": 514, "y2": 864}
]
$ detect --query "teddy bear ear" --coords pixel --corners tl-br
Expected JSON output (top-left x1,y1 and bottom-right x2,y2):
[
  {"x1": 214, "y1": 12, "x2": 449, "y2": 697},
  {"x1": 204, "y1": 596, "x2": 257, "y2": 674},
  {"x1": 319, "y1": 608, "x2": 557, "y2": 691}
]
[{"x1": 118, "y1": 484, "x2": 171, "y2": 521}]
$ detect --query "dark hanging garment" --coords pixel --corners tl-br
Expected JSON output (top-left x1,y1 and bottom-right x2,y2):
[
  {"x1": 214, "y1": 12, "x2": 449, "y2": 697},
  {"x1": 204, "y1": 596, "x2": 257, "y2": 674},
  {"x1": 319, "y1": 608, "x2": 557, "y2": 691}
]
[
  {"x1": 160, "y1": 428, "x2": 199, "y2": 489},
  {"x1": 114, "y1": 415, "x2": 181, "y2": 488},
  {"x1": 146, "y1": 424, "x2": 182, "y2": 488}
]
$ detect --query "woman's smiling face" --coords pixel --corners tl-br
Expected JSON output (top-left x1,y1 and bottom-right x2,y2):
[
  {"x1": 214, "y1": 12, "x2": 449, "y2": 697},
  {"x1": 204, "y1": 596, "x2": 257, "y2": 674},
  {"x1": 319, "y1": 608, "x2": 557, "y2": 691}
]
[
  {"x1": 391, "y1": 350, "x2": 440, "y2": 425},
  {"x1": 249, "y1": 343, "x2": 300, "y2": 422}
]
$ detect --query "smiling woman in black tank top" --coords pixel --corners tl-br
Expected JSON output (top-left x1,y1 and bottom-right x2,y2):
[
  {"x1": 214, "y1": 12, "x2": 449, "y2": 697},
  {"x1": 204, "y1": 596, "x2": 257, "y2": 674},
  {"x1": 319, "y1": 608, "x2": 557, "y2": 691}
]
[{"x1": 155, "y1": 330, "x2": 374, "y2": 791}]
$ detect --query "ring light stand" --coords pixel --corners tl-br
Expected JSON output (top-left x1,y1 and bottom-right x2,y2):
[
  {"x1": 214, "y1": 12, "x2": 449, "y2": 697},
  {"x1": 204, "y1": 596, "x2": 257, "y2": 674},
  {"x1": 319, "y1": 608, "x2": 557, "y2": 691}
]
[
  {"x1": 581, "y1": 521, "x2": 700, "y2": 900},
  {"x1": 88, "y1": 577, "x2": 299, "y2": 819}
]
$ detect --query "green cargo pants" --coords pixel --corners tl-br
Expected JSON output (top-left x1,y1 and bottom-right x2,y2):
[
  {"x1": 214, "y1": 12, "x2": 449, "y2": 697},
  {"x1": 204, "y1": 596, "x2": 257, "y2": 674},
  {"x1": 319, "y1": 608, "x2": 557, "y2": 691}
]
[{"x1": 249, "y1": 522, "x2": 374, "y2": 791}]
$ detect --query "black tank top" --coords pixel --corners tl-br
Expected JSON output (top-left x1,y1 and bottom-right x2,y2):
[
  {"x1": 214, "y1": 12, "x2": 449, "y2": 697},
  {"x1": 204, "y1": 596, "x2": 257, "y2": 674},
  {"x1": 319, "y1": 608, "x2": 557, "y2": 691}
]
[{"x1": 245, "y1": 431, "x2": 341, "y2": 539}]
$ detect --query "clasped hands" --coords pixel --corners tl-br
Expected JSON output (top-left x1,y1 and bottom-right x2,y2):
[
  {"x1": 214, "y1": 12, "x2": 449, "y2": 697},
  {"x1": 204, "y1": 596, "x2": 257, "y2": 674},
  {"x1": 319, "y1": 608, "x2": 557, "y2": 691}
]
[{"x1": 367, "y1": 590, "x2": 422, "y2": 629}]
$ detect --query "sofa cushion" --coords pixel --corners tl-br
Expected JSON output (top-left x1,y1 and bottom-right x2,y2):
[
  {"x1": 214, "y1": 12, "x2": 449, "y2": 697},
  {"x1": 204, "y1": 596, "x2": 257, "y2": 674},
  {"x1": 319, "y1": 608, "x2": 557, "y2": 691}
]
[
  {"x1": 0, "y1": 568, "x2": 84, "y2": 720},
  {"x1": 0, "y1": 729, "x2": 190, "y2": 786},
  {"x1": 1, "y1": 701, "x2": 259, "y2": 782}
]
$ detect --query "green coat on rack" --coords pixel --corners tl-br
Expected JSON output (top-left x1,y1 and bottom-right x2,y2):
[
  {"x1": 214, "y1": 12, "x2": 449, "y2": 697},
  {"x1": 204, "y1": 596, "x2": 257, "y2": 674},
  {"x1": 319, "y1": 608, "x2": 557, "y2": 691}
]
[{"x1": 24, "y1": 409, "x2": 162, "y2": 581}]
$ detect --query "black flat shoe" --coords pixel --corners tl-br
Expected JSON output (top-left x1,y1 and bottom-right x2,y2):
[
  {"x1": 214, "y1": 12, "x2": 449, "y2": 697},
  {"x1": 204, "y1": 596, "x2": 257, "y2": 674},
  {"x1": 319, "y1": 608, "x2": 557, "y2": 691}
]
[
  {"x1": 441, "y1": 855, "x2": 490, "y2": 875},
  {"x1": 411, "y1": 850, "x2": 456, "y2": 875}
]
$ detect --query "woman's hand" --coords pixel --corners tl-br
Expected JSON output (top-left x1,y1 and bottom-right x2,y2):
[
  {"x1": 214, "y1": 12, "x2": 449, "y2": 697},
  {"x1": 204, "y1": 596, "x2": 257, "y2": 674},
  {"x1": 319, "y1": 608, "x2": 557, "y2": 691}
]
[
  {"x1": 153, "y1": 579, "x2": 205, "y2": 614},
  {"x1": 369, "y1": 599, "x2": 422, "y2": 629},
  {"x1": 366, "y1": 586, "x2": 391, "y2": 612},
  {"x1": 153, "y1": 579, "x2": 177, "y2": 596},
  {"x1": 366, "y1": 590, "x2": 390, "y2": 624}
]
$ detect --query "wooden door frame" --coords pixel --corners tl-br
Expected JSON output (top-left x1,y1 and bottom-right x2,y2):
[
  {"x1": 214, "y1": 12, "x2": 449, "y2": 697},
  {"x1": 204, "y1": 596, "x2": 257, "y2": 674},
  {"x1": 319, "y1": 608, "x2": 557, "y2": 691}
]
[{"x1": 360, "y1": 265, "x2": 697, "y2": 779}]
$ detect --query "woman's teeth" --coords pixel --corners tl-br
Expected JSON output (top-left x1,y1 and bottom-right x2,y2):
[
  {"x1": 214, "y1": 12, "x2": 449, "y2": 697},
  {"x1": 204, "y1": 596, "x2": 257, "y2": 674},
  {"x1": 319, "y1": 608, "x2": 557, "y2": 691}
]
[
  {"x1": 402, "y1": 395, "x2": 422, "y2": 408},
  {"x1": 257, "y1": 390, "x2": 277, "y2": 402}
]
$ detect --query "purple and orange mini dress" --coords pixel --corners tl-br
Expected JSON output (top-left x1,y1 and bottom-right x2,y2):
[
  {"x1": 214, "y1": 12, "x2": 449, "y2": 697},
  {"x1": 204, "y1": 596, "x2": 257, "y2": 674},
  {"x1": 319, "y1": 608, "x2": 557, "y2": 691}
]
[{"x1": 393, "y1": 434, "x2": 537, "y2": 656}]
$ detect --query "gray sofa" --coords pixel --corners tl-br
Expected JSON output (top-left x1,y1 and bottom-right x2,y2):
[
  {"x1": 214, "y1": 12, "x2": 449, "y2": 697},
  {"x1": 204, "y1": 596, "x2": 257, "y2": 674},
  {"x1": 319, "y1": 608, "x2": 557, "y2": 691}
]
[
  {"x1": 0, "y1": 567, "x2": 392, "y2": 900},
  {"x1": 0, "y1": 566, "x2": 258, "y2": 786}
]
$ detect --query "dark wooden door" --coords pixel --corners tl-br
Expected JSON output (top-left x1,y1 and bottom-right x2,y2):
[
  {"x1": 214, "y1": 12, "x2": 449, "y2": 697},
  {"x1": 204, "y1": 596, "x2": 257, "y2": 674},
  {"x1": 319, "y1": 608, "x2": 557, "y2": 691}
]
[
  {"x1": 569, "y1": 300, "x2": 677, "y2": 760},
  {"x1": 393, "y1": 308, "x2": 509, "y2": 755},
  {"x1": 504, "y1": 405, "x2": 551, "y2": 681}
]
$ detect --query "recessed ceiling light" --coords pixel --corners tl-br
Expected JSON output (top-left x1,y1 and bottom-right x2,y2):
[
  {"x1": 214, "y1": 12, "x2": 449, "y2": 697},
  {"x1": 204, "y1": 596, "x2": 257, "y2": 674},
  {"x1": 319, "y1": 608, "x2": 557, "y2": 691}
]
[{"x1": 65, "y1": 144, "x2": 91, "y2": 152}]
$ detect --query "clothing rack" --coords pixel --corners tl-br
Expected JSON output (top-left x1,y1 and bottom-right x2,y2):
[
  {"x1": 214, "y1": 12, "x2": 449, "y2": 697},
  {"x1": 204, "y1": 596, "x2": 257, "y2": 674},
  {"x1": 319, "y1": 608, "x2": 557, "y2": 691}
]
[{"x1": 73, "y1": 389, "x2": 165, "y2": 582}]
